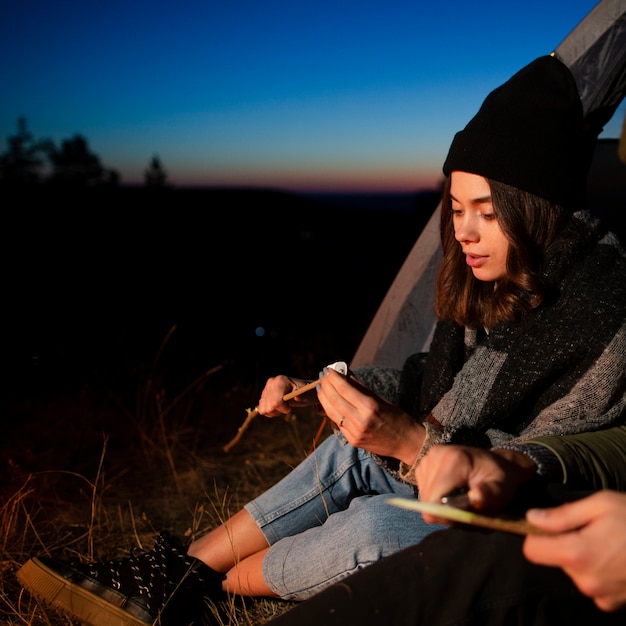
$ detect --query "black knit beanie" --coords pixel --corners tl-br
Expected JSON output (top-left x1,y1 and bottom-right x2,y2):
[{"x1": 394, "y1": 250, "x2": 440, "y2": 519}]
[{"x1": 443, "y1": 55, "x2": 586, "y2": 209}]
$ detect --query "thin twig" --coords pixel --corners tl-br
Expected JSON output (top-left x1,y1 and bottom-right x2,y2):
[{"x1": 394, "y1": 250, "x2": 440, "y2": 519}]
[{"x1": 223, "y1": 378, "x2": 321, "y2": 453}]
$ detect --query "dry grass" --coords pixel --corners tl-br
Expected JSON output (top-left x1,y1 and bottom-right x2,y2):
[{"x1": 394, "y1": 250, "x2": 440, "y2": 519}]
[{"x1": 1, "y1": 329, "x2": 331, "y2": 625}]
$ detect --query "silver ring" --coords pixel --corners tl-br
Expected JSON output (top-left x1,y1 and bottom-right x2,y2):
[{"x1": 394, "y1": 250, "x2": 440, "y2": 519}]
[{"x1": 339, "y1": 417, "x2": 345, "y2": 427}]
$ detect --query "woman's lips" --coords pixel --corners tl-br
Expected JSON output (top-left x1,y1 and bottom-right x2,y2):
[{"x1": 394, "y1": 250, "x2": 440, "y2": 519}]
[{"x1": 466, "y1": 254, "x2": 487, "y2": 268}]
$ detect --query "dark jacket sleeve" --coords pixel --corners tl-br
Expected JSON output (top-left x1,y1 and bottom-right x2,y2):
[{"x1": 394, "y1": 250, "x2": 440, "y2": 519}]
[{"x1": 524, "y1": 425, "x2": 626, "y2": 491}]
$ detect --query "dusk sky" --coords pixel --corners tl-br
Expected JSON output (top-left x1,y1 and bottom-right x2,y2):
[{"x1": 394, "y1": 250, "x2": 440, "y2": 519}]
[{"x1": 2, "y1": 0, "x2": 624, "y2": 192}]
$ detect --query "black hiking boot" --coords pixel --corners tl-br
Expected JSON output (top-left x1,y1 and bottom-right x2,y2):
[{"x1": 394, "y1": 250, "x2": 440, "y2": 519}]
[{"x1": 17, "y1": 530, "x2": 225, "y2": 626}]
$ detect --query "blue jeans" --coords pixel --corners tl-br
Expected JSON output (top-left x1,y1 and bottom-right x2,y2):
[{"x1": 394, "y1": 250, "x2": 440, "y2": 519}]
[{"x1": 245, "y1": 433, "x2": 446, "y2": 600}]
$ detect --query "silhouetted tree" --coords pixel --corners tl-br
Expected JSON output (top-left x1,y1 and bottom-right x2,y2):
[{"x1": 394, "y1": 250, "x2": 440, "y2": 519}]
[
  {"x1": 47, "y1": 134, "x2": 119, "y2": 187},
  {"x1": 144, "y1": 154, "x2": 168, "y2": 187},
  {"x1": 0, "y1": 117, "x2": 51, "y2": 186}
]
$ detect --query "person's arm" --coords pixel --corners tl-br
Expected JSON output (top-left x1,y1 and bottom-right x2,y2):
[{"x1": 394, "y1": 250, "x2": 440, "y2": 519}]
[
  {"x1": 524, "y1": 491, "x2": 626, "y2": 612},
  {"x1": 416, "y1": 423, "x2": 626, "y2": 518},
  {"x1": 501, "y1": 425, "x2": 626, "y2": 491},
  {"x1": 518, "y1": 425, "x2": 626, "y2": 612}
]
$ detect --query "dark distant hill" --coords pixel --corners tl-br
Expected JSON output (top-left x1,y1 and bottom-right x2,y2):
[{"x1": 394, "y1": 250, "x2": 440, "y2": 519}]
[{"x1": 2, "y1": 186, "x2": 441, "y2": 400}]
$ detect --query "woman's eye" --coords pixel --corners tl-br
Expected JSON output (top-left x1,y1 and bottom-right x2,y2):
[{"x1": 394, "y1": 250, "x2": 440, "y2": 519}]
[{"x1": 482, "y1": 213, "x2": 496, "y2": 220}]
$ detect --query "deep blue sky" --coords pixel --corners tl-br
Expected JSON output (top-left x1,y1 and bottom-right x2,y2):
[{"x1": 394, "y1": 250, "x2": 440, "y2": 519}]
[{"x1": 2, "y1": 0, "x2": 623, "y2": 191}]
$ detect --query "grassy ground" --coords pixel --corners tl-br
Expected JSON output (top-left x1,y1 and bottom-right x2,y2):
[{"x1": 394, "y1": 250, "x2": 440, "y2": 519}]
[
  {"x1": 1, "y1": 187, "x2": 442, "y2": 624},
  {"x1": 0, "y1": 332, "x2": 331, "y2": 625}
]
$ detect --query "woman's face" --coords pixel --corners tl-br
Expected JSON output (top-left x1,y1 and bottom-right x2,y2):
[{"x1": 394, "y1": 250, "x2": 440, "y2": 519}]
[{"x1": 450, "y1": 171, "x2": 510, "y2": 282}]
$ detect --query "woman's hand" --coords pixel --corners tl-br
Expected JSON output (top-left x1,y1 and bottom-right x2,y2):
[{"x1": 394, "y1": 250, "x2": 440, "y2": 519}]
[
  {"x1": 316, "y1": 368, "x2": 425, "y2": 466},
  {"x1": 415, "y1": 444, "x2": 537, "y2": 522},
  {"x1": 524, "y1": 491, "x2": 626, "y2": 613},
  {"x1": 257, "y1": 375, "x2": 316, "y2": 417}
]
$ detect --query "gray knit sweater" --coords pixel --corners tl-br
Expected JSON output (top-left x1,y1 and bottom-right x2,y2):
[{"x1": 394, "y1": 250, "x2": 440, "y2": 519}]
[{"x1": 352, "y1": 212, "x2": 626, "y2": 485}]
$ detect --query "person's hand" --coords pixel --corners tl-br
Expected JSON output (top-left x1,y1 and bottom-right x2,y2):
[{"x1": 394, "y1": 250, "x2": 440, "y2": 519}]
[
  {"x1": 415, "y1": 445, "x2": 537, "y2": 522},
  {"x1": 257, "y1": 375, "x2": 316, "y2": 417},
  {"x1": 524, "y1": 491, "x2": 626, "y2": 612},
  {"x1": 315, "y1": 367, "x2": 425, "y2": 466}
]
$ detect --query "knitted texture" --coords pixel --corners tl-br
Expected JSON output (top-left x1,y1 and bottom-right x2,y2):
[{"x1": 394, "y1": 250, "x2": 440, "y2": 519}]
[{"x1": 352, "y1": 365, "x2": 402, "y2": 404}]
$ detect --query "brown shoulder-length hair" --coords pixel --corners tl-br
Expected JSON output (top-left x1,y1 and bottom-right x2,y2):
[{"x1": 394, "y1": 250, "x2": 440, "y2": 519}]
[{"x1": 435, "y1": 176, "x2": 569, "y2": 329}]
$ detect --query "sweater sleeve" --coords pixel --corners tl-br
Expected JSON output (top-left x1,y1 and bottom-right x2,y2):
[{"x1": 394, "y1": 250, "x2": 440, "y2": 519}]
[{"x1": 503, "y1": 425, "x2": 626, "y2": 491}]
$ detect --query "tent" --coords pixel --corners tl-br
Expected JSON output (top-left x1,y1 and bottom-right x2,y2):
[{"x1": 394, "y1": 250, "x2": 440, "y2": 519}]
[{"x1": 351, "y1": 0, "x2": 626, "y2": 370}]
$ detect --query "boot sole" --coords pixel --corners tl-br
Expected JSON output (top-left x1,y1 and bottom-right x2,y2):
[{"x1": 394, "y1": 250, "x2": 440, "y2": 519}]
[{"x1": 17, "y1": 557, "x2": 152, "y2": 626}]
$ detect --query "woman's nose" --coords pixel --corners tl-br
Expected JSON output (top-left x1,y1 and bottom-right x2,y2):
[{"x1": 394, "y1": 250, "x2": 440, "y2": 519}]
[{"x1": 454, "y1": 216, "x2": 479, "y2": 243}]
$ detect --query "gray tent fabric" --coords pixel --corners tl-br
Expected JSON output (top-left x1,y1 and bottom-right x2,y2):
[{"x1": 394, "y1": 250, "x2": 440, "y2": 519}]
[
  {"x1": 555, "y1": 0, "x2": 626, "y2": 130},
  {"x1": 351, "y1": 202, "x2": 441, "y2": 368},
  {"x1": 351, "y1": 0, "x2": 626, "y2": 369}
]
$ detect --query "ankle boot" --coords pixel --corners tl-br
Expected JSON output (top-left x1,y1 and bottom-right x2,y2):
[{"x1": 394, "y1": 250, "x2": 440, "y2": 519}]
[{"x1": 17, "y1": 530, "x2": 225, "y2": 626}]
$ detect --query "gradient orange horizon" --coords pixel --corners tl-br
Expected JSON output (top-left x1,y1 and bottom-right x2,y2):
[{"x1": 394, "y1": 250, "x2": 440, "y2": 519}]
[{"x1": 121, "y1": 163, "x2": 444, "y2": 193}]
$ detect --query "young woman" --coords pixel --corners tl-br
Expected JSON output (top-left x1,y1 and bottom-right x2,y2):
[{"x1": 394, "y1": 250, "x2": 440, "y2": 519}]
[{"x1": 18, "y1": 55, "x2": 626, "y2": 626}]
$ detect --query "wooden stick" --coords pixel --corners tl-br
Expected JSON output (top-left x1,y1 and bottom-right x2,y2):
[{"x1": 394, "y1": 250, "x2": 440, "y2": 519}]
[
  {"x1": 282, "y1": 378, "x2": 321, "y2": 401},
  {"x1": 223, "y1": 378, "x2": 322, "y2": 453},
  {"x1": 387, "y1": 498, "x2": 555, "y2": 535},
  {"x1": 222, "y1": 407, "x2": 260, "y2": 453}
]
